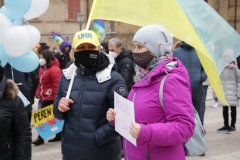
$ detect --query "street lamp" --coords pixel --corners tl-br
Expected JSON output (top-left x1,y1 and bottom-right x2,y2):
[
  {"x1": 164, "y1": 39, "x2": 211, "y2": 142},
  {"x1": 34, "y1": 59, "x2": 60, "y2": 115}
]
[{"x1": 76, "y1": 11, "x2": 84, "y2": 31}]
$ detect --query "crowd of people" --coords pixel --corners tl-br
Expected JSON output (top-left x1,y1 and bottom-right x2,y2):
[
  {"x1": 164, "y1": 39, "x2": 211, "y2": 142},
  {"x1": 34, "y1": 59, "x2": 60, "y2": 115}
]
[{"x1": 0, "y1": 24, "x2": 239, "y2": 160}]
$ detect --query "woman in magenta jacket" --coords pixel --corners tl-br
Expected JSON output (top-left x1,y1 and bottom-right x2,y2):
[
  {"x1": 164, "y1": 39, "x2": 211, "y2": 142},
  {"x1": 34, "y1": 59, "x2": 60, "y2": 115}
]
[
  {"x1": 33, "y1": 49, "x2": 62, "y2": 146},
  {"x1": 107, "y1": 25, "x2": 195, "y2": 160}
]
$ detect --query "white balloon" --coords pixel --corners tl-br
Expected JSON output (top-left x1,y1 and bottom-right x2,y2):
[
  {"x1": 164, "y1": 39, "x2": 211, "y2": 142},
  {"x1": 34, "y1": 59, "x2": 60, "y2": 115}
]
[
  {"x1": 23, "y1": 25, "x2": 40, "y2": 49},
  {"x1": 23, "y1": 0, "x2": 49, "y2": 20},
  {"x1": 4, "y1": 26, "x2": 31, "y2": 57},
  {"x1": 0, "y1": 13, "x2": 12, "y2": 44}
]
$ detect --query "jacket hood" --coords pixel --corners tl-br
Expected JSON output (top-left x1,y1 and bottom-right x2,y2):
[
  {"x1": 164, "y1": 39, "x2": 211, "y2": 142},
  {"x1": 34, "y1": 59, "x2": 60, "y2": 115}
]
[
  {"x1": 0, "y1": 76, "x2": 19, "y2": 100},
  {"x1": 133, "y1": 57, "x2": 190, "y2": 88},
  {"x1": 60, "y1": 41, "x2": 71, "y2": 53},
  {"x1": 180, "y1": 41, "x2": 193, "y2": 50},
  {"x1": 116, "y1": 48, "x2": 134, "y2": 61},
  {"x1": 52, "y1": 58, "x2": 60, "y2": 67}
]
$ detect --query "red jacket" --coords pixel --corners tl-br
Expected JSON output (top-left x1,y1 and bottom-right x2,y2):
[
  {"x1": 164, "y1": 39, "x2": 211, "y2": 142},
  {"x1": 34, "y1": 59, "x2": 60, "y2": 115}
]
[{"x1": 36, "y1": 58, "x2": 62, "y2": 101}]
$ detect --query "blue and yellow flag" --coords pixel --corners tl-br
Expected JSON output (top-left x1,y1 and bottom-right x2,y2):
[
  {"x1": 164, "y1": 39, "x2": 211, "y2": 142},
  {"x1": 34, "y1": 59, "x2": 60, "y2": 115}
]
[{"x1": 88, "y1": 0, "x2": 240, "y2": 105}]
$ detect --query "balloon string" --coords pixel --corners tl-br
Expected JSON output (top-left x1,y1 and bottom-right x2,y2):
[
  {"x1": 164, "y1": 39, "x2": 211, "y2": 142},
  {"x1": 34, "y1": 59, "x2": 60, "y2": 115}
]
[
  {"x1": 9, "y1": 58, "x2": 14, "y2": 82},
  {"x1": 23, "y1": 19, "x2": 29, "y2": 25}
]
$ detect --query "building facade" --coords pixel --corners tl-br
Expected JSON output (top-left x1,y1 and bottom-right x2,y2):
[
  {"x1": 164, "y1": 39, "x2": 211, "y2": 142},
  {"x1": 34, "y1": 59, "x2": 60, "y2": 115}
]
[{"x1": 0, "y1": 0, "x2": 239, "y2": 51}]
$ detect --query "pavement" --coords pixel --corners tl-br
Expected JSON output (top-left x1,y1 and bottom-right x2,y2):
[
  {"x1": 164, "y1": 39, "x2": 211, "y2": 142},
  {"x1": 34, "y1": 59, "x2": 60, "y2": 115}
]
[{"x1": 31, "y1": 86, "x2": 240, "y2": 160}]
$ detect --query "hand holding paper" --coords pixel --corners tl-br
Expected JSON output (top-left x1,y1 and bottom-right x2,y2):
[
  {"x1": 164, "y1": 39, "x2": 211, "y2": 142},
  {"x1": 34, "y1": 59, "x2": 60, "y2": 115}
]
[{"x1": 130, "y1": 122, "x2": 141, "y2": 139}]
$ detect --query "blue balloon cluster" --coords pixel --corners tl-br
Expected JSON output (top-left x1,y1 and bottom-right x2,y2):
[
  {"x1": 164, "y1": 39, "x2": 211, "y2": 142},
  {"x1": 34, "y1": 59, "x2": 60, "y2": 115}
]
[
  {"x1": 0, "y1": 0, "x2": 31, "y2": 22},
  {"x1": 0, "y1": 0, "x2": 40, "y2": 72}
]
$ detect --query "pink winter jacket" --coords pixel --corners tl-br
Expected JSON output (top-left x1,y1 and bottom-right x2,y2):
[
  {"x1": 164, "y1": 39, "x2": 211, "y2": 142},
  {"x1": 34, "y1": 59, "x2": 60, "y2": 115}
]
[{"x1": 124, "y1": 58, "x2": 195, "y2": 160}]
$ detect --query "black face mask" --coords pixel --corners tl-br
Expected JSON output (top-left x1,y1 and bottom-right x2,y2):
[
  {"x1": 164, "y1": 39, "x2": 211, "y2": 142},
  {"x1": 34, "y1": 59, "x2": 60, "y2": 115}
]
[
  {"x1": 74, "y1": 50, "x2": 99, "y2": 68},
  {"x1": 132, "y1": 51, "x2": 155, "y2": 68}
]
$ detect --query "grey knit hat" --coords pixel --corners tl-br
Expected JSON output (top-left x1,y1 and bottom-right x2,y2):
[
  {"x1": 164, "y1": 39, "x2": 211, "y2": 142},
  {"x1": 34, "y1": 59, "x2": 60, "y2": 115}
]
[{"x1": 133, "y1": 24, "x2": 173, "y2": 57}]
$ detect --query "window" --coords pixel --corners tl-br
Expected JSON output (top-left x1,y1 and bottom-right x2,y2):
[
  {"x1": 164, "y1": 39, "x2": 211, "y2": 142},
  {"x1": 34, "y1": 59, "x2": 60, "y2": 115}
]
[{"x1": 68, "y1": 0, "x2": 80, "y2": 20}]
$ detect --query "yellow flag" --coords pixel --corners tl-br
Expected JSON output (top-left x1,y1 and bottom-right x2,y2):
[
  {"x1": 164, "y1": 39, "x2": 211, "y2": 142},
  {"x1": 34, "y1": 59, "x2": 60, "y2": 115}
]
[{"x1": 89, "y1": 0, "x2": 228, "y2": 105}]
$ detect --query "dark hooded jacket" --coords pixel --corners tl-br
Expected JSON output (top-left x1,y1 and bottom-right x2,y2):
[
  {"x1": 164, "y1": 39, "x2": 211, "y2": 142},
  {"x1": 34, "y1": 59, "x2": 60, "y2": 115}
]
[
  {"x1": 173, "y1": 42, "x2": 207, "y2": 93},
  {"x1": 55, "y1": 41, "x2": 72, "y2": 70},
  {"x1": 115, "y1": 48, "x2": 136, "y2": 91},
  {"x1": 0, "y1": 77, "x2": 32, "y2": 160},
  {"x1": 53, "y1": 53, "x2": 128, "y2": 160}
]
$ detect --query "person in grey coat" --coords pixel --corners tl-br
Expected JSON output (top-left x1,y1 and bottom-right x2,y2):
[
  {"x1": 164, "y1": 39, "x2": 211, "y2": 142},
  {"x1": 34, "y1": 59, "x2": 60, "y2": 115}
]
[
  {"x1": 173, "y1": 42, "x2": 207, "y2": 119},
  {"x1": 215, "y1": 49, "x2": 240, "y2": 134}
]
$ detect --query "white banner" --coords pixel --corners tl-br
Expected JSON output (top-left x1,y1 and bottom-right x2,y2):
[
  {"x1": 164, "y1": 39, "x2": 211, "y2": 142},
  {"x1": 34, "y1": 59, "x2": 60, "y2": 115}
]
[{"x1": 114, "y1": 92, "x2": 136, "y2": 146}]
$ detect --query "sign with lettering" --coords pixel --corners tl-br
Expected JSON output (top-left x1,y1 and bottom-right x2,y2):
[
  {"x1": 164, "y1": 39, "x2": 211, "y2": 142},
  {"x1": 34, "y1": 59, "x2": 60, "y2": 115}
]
[
  {"x1": 78, "y1": 33, "x2": 92, "y2": 39},
  {"x1": 114, "y1": 92, "x2": 136, "y2": 146},
  {"x1": 32, "y1": 104, "x2": 64, "y2": 140}
]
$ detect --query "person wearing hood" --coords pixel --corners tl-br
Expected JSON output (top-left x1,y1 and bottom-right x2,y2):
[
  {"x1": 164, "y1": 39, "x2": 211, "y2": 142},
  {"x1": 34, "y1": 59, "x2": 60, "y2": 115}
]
[
  {"x1": 0, "y1": 62, "x2": 32, "y2": 159},
  {"x1": 173, "y1": 42, "x2": 207, "y2": 125},
  {"x1": 53, "y1": 33, "x2": 72, "y2": 70},
  {"x1": 108, "y1": 38, "x2": 136, "y2": 92},
  {"x1": 215, "y1": 49, "x2": 240, "y2": 134},
  {"x1": 32, "y1": 49, "x2": 62, "y2": 146},
  {"x1": 106, "y1": 25, "x2": 195, "y2": 160},
  {"x1": 53, "y1": 30, "x2": 128, "y2": 160}
]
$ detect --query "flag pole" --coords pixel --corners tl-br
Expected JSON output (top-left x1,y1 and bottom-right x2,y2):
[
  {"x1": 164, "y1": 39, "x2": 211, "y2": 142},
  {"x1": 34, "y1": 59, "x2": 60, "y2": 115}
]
[
  {"x1": 66, "y1": 0, "x2": 97, "y2": 99},
  {"x1": 86, "y1": 0, "x2": 97, "y2": 30},
  {"x1": 66, "y1": 66, "x2": 76, "y2": 98},
  {"x1": 86, "y1": 18, "x2": 91, "y2": 30}
]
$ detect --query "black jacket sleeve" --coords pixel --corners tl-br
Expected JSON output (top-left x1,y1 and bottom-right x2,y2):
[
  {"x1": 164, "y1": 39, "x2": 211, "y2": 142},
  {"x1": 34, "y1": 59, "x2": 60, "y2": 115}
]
[
  {"x1": 201, "y1": 66, "x2": 207, "y2": 82},
  {"x1": 119, "y1": 61, "x2": 134, "y2": 84},
  {"x1": 24, "y1": 73, "x2": 33, "y2": 91},
  {"x1": 14, "y1": 97, "x2": 32, "y2": 160},
  {"x1": 95, "y1": 73, "x2": 128, "y2": 145}
]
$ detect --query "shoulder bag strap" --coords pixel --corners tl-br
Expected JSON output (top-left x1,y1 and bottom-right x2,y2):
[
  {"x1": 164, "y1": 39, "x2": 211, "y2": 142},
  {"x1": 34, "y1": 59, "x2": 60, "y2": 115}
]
[{"x1": 159, "y1": 73, "x2": 170, "y2": 110}]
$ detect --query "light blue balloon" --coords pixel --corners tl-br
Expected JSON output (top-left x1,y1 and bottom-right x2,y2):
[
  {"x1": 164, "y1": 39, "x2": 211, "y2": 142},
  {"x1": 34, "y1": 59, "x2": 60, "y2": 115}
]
[
  {"x1": 0, "y1": 6, "x2": 13, "y2": 21},
  {"x1": 9, "y1": 50, "x2": 39, "y2": 72},
  {"x1": 3, "y1": 0, "x2": 32, "y2": 20},
  {"x1": 0, "y1": 45, "x2": 9, "y2": 67}
]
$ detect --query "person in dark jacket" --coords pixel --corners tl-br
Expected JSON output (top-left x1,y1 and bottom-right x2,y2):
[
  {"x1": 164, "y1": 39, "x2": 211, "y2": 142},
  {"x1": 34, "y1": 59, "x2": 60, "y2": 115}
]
[
  {"x1": 108, "y1": 38, "x2": 136, "y2": 92},
  {"x1": 101, "y1": 41, "x2": 109, "y2": 54},
  {"x1": 53, "y1": 30, "x2": 128, "y2": 160},
  {"x1": 0, "y1": 63, "x2": 32, "y2": 160},
  {"x1": 53, "y1": 33, "x2": 72, "y2": 70},
  {"x1": 173, "y1": 41, "x2": 207, "y2": 122},
  {"x1": 4, "y1": 63, "x2": 33, "y2": 123}
]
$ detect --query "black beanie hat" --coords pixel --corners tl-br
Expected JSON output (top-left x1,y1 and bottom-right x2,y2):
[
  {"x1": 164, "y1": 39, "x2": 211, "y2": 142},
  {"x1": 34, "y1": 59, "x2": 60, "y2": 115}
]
[{"x1": 0, "y1": 61, "x2": 4, "y2": 82}]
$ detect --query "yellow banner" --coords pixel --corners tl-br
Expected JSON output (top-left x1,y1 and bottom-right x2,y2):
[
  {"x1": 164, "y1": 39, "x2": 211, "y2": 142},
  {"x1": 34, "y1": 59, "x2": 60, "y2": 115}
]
[
  {"x1": 89, "y1": 0, "x2": 227, "y2": 105},
  {"x1": 32, "y1": 104, "x2": 54, "y2": 127}
]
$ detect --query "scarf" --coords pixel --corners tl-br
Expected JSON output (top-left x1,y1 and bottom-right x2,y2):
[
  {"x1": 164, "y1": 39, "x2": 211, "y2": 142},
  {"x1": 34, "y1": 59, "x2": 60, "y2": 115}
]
[{"x1": 135, "y1": 52, "x2": 173, "y2": 82}]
